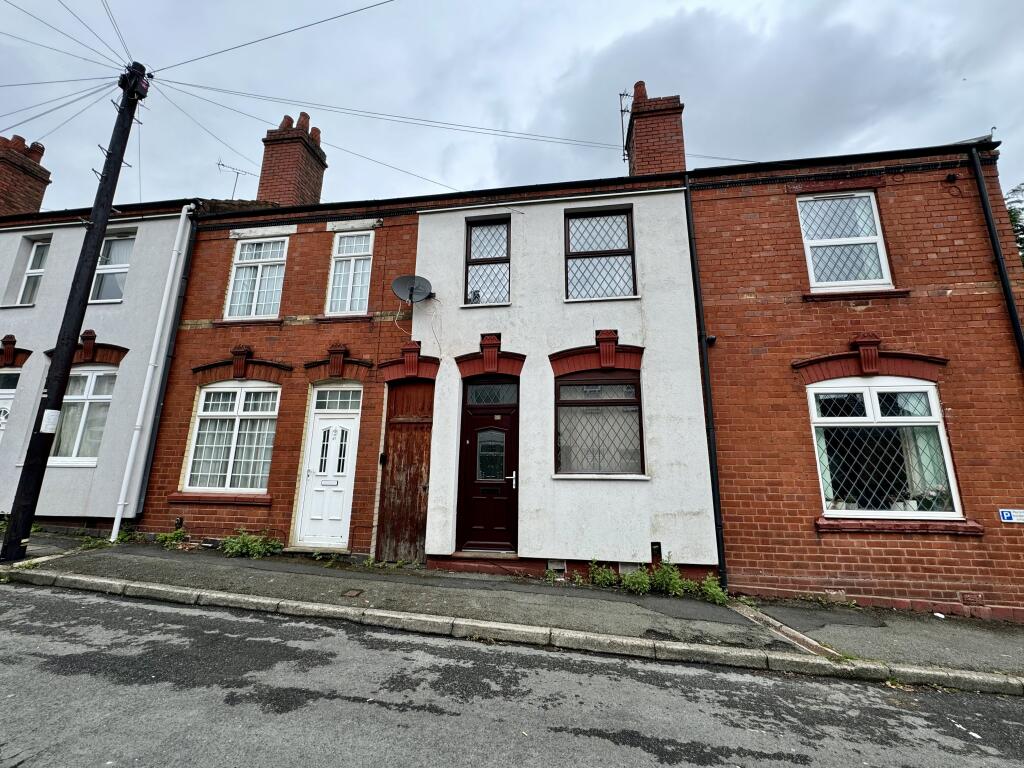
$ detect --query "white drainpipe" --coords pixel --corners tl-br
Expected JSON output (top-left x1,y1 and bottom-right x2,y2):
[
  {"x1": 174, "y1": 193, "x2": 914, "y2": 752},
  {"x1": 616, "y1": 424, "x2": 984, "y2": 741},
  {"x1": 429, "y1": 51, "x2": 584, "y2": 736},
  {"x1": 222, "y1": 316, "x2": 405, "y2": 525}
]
[{"x1": 110, "y1": 203, "x2": 194, "y2": 542}]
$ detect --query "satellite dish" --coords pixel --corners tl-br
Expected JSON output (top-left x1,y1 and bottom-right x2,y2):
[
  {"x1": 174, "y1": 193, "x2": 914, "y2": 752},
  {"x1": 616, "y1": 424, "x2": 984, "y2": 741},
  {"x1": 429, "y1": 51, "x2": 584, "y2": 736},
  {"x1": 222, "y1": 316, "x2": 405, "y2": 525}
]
[{"x1": 392, "y1": 275, "x2": 434, "y2": 303}]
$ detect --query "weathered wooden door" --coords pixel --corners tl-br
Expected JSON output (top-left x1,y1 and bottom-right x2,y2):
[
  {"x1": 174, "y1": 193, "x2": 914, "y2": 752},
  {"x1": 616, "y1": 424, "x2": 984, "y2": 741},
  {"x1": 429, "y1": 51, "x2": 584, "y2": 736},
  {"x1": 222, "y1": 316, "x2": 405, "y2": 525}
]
[{"x1": 376, "y1": 379, "x2": 434, "y2": 563}]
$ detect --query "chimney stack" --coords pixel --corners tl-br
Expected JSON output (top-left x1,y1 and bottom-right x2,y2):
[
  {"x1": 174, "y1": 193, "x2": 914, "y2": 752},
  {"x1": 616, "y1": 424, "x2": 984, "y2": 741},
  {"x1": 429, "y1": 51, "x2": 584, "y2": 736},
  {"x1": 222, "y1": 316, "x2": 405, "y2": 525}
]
[
  {"x1": 625, "y1": 81, "x2": 685, "y2": 176},
  {"x1": 256, "y1": 112, "x2": 328, "y2": 207},
  {"x1": 0, "y1": 135, "x2": 51, "y2": 215}
]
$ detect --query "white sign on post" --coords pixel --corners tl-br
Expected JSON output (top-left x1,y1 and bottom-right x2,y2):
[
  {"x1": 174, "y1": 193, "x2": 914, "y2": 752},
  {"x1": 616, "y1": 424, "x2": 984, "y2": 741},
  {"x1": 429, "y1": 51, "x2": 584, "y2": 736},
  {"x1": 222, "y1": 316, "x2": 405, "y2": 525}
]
[
  {"x1": 998, "y1": 509, "x2": 1024, "y2": 524},
  {"x1": 39, "y1": 409, "x2": 61, "y2": 434}
]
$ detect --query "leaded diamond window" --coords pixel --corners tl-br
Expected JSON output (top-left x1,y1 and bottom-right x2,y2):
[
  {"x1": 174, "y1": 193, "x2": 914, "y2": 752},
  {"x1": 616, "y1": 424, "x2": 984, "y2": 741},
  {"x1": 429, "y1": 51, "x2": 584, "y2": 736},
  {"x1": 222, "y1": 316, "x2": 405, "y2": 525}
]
[
  {"x1": 465, "y1": 218, "x2": 510, "y2": 304},
  {"x1": 797, "y1": 193, "x2": 892, "y2": 291},
  {"x1": 556, "y1": 371, "x2": 644, "y2": 474},
  {"x1": 808, "y1": 380, "x2": 960, "y2": 518},
  {"x1": 467, "y1": 382, "x2": 517, "y2": 405},
  {"x1": 565, "y1": 209, "x2": 636, "y2": 300}
]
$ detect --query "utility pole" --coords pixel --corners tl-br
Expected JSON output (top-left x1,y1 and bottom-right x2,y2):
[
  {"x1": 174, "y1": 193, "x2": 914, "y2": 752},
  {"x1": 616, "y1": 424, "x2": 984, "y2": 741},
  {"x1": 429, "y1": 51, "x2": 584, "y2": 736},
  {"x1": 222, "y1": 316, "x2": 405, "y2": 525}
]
[{"x1": 0, "y1": 62, "x2": 149, "y2": 562}]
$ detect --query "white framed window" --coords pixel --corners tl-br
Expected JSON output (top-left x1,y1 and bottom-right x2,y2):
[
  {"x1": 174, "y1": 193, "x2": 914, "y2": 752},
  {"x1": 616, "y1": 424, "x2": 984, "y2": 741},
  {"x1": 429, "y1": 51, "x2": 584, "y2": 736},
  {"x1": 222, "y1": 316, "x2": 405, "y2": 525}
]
[
  {"x1": 797, "y1": 192, "x2": 892, "y2": 292},
  {"x1": 49, "y1": 367, "x2": 117, "y2": 466},
  {"x1": 0, "y1": 369, "x2": 20, "y2": 446},
  {"x1": 89, "y1": 235, "x2": 134, "y2": 302},
  {"x1": 225, "y1": 238, "x2": 287, "y2": 319},
  {"x1": 325, "y1": 231, "x2": 373, "y2": 315},
  {"x1": 185, "y1": 381, "x2": 280, "y2": 492},
  {"x1": 807, "y1": 376, "x2": 962, "y2": 520},
  {"x1": 17, "y1": 241, "x2": 49, "y2": 305}
]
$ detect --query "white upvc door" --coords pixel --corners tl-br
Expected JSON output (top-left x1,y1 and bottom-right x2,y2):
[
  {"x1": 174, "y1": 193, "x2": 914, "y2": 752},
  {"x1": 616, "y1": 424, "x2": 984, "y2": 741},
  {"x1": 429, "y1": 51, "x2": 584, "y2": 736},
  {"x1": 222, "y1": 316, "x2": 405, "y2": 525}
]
[
  {"x1": 0, "y1": 394, "x2": 12, "y2": 446},
  {"x1": 296, "y1": 412, "x2": 360, "y2": 548}
]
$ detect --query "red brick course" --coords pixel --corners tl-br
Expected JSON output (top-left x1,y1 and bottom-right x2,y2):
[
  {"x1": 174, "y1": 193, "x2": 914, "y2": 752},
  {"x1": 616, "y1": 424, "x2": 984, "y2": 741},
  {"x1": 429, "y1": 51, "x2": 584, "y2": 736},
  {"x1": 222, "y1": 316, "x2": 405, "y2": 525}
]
[{"x1": 0, "y1": 134, "x2": 50, "y2": 215}]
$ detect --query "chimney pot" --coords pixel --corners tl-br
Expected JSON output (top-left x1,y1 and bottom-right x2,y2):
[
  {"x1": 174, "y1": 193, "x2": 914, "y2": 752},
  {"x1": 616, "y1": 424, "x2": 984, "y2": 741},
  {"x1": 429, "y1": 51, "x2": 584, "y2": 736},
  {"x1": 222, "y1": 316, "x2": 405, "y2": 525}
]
[
  {"x1": 633, "y1": 80, "x2": 648, "y2": 101},
  {"x1": 279, "y1": 114, "x2": 294, "y2": 130},
  {"x1": 296, "y1": 112, "x2": 310, "y2": 131}
]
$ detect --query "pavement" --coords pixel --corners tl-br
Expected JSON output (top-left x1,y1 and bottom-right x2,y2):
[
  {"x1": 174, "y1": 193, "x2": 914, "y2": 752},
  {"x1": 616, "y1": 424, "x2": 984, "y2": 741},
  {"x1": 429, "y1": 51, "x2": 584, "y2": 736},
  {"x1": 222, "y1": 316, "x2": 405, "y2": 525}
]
[
  {"x1": 1, "y1": 584, "x2": 1022, "y2": 768},
  {"x1": 2, "y1": 540, "x2": 1023, "y2": 695}
]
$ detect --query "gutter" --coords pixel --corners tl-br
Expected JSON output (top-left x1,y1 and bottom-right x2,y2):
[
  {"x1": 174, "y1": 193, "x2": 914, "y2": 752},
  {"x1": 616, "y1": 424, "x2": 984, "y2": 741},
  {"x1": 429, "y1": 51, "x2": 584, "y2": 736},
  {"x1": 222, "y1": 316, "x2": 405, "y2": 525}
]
[
  {"x1": 110, "y1": 204, "x2": 197, "y2": 540},
  {"x1": 967, "y1": 148, "x2": 1024, "y2": 370},
  {"x1": 683, "y1": 174, "x2": 727, "y2": 587}
]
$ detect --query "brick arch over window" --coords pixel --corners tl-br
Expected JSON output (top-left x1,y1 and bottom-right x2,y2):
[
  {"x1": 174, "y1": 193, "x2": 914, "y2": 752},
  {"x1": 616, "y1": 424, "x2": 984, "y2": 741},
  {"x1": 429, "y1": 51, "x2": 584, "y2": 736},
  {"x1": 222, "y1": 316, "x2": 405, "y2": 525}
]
[
  {"x1": 303, "y1": 342, "x2": 373, "y2": 383},
  {"x1": 1, "y1": 334, "x2": 32, "y2": 367},
  {"x1": 191, "y1": 345, "x2": 293, "y2": 385},
  {"x1": 379, "y1": 340, "x2": 440, "y2": 382},
  {"x1": 548, "y1": 329, "x2": 644, "y2": 376},
  {"x1": 44, "y1": 329, "x2": 127, "y2": 366},
  {"x1": 793, "y1": 333, "x2": 948, "y2": 385},
  {"x1": 455, "y1": 334, "x2": 526, "y2": 378}
]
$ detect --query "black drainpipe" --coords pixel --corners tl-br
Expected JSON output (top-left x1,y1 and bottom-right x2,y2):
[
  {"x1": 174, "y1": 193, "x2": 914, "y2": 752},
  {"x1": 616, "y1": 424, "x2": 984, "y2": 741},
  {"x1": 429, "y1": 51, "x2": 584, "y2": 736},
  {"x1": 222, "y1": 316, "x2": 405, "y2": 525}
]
[
  {"x1": 683, "y1": 175, "x2": 727, "y2": 587},
  {"x1": 968, "y1": 147, "x2": 1024, "y2": 369},
  {"x1": 133, "y1": 211, "x2": 199, "y2": 518}
]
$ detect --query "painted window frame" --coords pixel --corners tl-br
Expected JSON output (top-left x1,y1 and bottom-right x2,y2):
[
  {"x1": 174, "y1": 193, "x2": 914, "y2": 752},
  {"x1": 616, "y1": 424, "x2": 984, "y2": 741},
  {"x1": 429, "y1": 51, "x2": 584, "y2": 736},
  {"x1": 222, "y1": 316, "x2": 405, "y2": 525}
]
[
  {"x1": 0, "y1": 368, "x2": 20, "y2": 447},
  {"x1": 17, "y1": 240, "x2": 50, "y2": 306},
  {"x1": 807, "y1": 376, "x2": 963, "y2": 520},
  {"x1": 554, "y1": 368, "x2": 646, "y2": 475},
  {"x1": 48, "y1": 366, "x2": 117, "y2": 467},
  {"x1": 464, "y1": 215, "x2": 511, "y2": 306},
  {"x1": 563, "y1": 206, "x2": 637, "y2": 301},
  {"x1": 223, "y1": 237, "x2": 289, "y2": 320},
  {"x1": 184, "y1": 380, "x2": 281, "y2": 493},
  {"x1": 797, "y1": 191, "x2": 893, "y2": 293},
  {"x1": 89, "y1": 234, "x2": 135, "y2": 304},
  {"x1": 325, "y1": 231, "x2": 374, "y2": 316}
]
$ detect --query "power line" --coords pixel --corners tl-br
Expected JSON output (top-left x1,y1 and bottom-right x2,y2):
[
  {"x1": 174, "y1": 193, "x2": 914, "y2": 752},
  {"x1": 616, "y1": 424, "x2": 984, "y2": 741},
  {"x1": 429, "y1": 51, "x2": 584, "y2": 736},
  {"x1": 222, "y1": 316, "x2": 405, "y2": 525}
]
[
  {"x1": 152, "y1": 0, "x2": 397, "y2": 73},
  {"x1": 150, "y1": 83, "x2": 258, "y2": 166},
  {"x1": 99, "y1": 0, "x2": 132, "y2": 61},
  {"x1": 56, "y1": 0, "x2": 128, "y2": 65},
  {"x1": 0, "y1": 76, "x2": 112, "y2": 88},
  {"x1": 136, "y1": 114, "x2": 142, "y2": 202},
  {"x1": 0, "y1": 82, "x2": 114, "y2": 133},
  {"x1": 157, "y1": 80, "x2": 458, "y2": 191},
  {"x1": 1, "y1": 0, "x2": 123, "y2": 67},
  {"x1": 36, "y1": 85, "x2": 117, "y2": 141},
  {"x1": 0, "y1": 81, "x2": 113, "y2": 119},
  {"x1": 0, "y1": 28, "x2": 121, "y2": 69}
]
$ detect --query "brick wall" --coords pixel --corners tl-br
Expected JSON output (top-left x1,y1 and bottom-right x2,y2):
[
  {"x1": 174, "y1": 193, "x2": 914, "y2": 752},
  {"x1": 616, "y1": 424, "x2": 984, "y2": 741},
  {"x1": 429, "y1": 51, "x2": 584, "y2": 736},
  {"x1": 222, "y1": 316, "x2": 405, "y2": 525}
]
[
  {"x1": 0, "y1": 135, "x2": 50, "y2": 215},
  {"x1": 256, "y1": 114, "x2": 327, "y2": 207},
  {"x1": 626, "y1": 81, "x2": 685, "y2": 176},
  {"x1": 692, "y1": 150, "x2": 1024, "y2": 618}
]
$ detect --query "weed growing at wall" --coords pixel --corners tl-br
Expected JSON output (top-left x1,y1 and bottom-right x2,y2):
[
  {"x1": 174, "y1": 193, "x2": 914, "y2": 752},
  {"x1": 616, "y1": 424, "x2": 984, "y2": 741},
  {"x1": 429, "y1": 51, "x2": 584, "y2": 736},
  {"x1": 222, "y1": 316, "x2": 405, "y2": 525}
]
[
  {"x1": 155, "y1": 528, "x2": 188, "y2": 550},
  {"x1": 220, "y1": 530, "x2": 284, "y2": 559},
  {"x1": 622, "y1": 568, "x2": 652, "y2": 595},
  {"x1": 588, "y1": 558, "x2": 619, "y2": 588}
]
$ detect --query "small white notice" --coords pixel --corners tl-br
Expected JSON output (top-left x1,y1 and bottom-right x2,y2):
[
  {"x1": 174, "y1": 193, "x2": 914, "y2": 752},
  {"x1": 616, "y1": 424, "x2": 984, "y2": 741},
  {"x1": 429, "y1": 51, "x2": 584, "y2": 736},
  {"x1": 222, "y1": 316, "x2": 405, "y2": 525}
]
[
  {"x1": 998, "y1": 509, "x2": 1024, "y2": 524},
  {"x1": 39, "y1": 409, "x2": 61, "y2": 434}
]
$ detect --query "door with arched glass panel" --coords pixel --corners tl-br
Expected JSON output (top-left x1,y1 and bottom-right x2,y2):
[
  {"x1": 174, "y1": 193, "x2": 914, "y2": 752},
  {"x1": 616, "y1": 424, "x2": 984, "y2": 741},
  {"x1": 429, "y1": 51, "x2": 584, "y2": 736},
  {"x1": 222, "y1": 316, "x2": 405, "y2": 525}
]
[{"x1": 456, "y1": 376, "x2": 518, "y2": 551}]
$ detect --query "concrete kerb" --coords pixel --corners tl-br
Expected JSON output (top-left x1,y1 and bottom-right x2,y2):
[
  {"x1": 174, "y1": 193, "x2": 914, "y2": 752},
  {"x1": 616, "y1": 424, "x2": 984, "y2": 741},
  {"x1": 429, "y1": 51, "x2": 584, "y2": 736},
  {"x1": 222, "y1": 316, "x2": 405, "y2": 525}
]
[{"x1": 6, "y1": 569, "x2": 1023, "y2": 696}]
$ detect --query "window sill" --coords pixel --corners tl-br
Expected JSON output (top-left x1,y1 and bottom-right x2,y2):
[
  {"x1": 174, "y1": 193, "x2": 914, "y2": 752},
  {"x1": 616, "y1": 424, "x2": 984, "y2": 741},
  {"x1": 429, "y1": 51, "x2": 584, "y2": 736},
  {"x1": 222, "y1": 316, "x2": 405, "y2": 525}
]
[
  {"x1": 802, "y1": 289, "x2": 910, "y2": 302},
  {"x1": 551, "y1": 473, "x2": 651, "y2": 481},
  {"x1": 0, "y1": 303, "x2": 34, "y2": 309},
  {"x1": 168, "y1": 491, "x2": 273, "y2": 506},
  {"x1": 815, "y1": 516, "x2": 983, "y2": 535},
  {"x1": 212, "y1": 317, "x2": 283, "y2": 328},
  {"x1": 87, "y1": 299, "x2": 124, "y2": 305},
  {"x1": 564, "y1": 295, "x2": 640, "y2": 304},
  {"x1": 313, "y1": 313, "x2": 373, "y2": 324},
  {"x1": 47, "y1": 459, "x2": 98, "y2": 468},
  {"x1": 461, "y1": 302, "x2": 511, "y2": 309}
]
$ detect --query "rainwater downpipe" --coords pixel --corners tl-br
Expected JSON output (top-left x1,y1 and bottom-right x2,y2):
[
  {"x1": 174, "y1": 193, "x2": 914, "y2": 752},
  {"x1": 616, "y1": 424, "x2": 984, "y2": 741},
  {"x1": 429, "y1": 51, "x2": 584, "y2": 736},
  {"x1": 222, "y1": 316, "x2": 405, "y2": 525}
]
[
  {"x1": 683, "y1": 176, "x2": 727, "y2": 587},
  {"x1": 968, "y1": 148, "x2": 1024, "y2": 370},
  {"x1": 110, "y1": 203, "x2": 195, "y2": 541}
]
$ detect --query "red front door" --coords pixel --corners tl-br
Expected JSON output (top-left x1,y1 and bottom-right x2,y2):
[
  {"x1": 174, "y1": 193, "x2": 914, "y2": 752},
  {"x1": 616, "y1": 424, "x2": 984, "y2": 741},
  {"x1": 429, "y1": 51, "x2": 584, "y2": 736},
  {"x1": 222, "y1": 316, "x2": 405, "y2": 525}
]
[{"x1": 456, "y1": 377, "x2": 518, "y2": 551}]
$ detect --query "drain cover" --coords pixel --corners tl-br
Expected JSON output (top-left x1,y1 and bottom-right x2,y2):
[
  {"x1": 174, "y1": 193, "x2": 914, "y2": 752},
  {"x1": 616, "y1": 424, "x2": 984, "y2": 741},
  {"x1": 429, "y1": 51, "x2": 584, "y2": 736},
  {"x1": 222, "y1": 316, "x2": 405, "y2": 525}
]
[{"x1": 343, "y1": 589, "x2": 363, "y2": 597}]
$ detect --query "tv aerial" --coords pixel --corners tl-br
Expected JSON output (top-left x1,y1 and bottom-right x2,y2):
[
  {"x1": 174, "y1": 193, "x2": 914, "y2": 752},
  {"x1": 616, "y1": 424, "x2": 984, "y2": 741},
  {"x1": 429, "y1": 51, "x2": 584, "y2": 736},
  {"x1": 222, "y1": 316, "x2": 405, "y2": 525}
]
[{"x1": 392, "y1": 275, "x2": 434, "y2": 304}]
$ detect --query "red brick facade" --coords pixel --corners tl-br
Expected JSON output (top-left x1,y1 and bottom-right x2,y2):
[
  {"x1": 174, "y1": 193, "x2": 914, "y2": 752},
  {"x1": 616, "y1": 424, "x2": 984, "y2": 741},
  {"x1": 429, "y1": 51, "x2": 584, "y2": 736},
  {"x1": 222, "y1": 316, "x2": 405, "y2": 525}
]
[
  {"x1": 0, "y1": 135, "x2": 50, "y2": 215},
  {"x1": 690, "y1": 149, "x2": 1024, "y2": 618},
  {"x1": 256, "y1": 114, "x2": 328, "y2": 207},
  {"x1": 626, "y1": 80, "x2": 685, "y2": 176}
]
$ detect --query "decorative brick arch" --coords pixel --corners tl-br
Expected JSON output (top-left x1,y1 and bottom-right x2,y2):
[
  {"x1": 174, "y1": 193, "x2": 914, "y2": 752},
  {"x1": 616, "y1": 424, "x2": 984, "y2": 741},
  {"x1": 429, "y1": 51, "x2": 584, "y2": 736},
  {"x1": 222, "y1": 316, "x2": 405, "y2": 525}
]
[
  {"x1": 379, "y1": 340, "x2": 440, "y2": 382},
  {"x1": 1, "y1": 334, "x2": 32, "y2": 368},
  {"x1": 455, "y1": 334, "x2": 526, "y2": 378},
  {"x1": 44, "y1": 329, "x2": 127, "y2": 366},
  {"x1": 303, "y1": 342, "x2": 373, "y2": 383},
  {"x1": 548, "y1": 329, "x2": 644, "y2": 376},
  {"x1": 191, "y1": 345, "x2": 293, "y2": 385},
  {"x1": 792, "y1": 333, "x2": 948, "y2": 384}
]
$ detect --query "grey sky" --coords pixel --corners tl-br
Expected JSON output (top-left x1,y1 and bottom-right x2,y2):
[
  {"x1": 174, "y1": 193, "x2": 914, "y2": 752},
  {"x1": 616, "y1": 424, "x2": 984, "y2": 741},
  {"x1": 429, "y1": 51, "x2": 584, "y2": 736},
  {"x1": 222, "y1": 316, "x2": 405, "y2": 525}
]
[{"x1": 2, "y1": 0, "x2": 1022, "y2": 212}]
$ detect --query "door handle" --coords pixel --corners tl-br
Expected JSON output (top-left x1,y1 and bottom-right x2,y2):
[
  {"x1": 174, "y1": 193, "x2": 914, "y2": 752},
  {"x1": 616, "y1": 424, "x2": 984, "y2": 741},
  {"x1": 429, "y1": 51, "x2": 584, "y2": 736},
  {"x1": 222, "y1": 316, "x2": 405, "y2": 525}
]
[{"x1": 505, "y1": 470, "x2": 517, "y2": 490}]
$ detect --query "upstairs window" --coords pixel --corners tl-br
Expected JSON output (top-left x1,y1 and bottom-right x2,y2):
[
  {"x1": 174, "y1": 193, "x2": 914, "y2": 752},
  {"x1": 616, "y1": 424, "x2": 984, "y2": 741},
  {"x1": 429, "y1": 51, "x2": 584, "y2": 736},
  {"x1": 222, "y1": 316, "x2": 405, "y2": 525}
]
[
  {"x1": 555, "y1": 370, "x2": 644, "y2": 474},
  {"x1": 90, "y1": 235, "x2": 134, "y2": 302},
  {"x1": 797, "y1": 192, "x2": 892, "y2": 292},
  {"x1": 17, "y1": 241, "x2": 49, "y2": 305},
  {"x1": 50, "y1": 368, "x2": 116, "y2": 465},
  {"x1": 226, "y1": 238, "x2": 287, "y2": 319},
  {"x1": 565, "y1": 208, "x2": 636, "y2": 300},
  {"x1": 326, "y1": 231, "x2": 373, "y2": 315},
  {"x1": 465, "y1": 217, "x2": 510, "y2": 305},
  {"x1": 808, "y1": 378, "x2": 961, "y2": 519}
]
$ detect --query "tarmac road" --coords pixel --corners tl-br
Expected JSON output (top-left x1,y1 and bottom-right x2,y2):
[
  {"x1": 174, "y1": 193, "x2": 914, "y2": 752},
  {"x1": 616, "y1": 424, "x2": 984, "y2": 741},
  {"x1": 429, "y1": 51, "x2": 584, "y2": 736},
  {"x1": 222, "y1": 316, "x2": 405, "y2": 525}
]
[{"x1": 0, "y1": 583, "x2": 1020, "y2": 767}]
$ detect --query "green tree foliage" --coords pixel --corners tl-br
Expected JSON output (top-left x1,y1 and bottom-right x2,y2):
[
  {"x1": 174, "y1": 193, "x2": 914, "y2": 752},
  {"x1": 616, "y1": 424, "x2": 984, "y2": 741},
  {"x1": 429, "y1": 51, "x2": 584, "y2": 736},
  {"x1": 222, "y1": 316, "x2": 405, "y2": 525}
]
[{"x1": 1007, "y1": 183, "x2": 1024, "y2": 260}]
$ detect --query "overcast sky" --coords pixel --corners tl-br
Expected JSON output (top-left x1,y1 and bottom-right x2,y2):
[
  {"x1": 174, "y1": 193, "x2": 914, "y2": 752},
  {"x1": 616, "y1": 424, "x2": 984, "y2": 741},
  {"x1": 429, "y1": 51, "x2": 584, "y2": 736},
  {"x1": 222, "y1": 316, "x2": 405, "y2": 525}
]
[{"x1": 2, "y1": 0, "x2": 1022, "y2": 211}]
